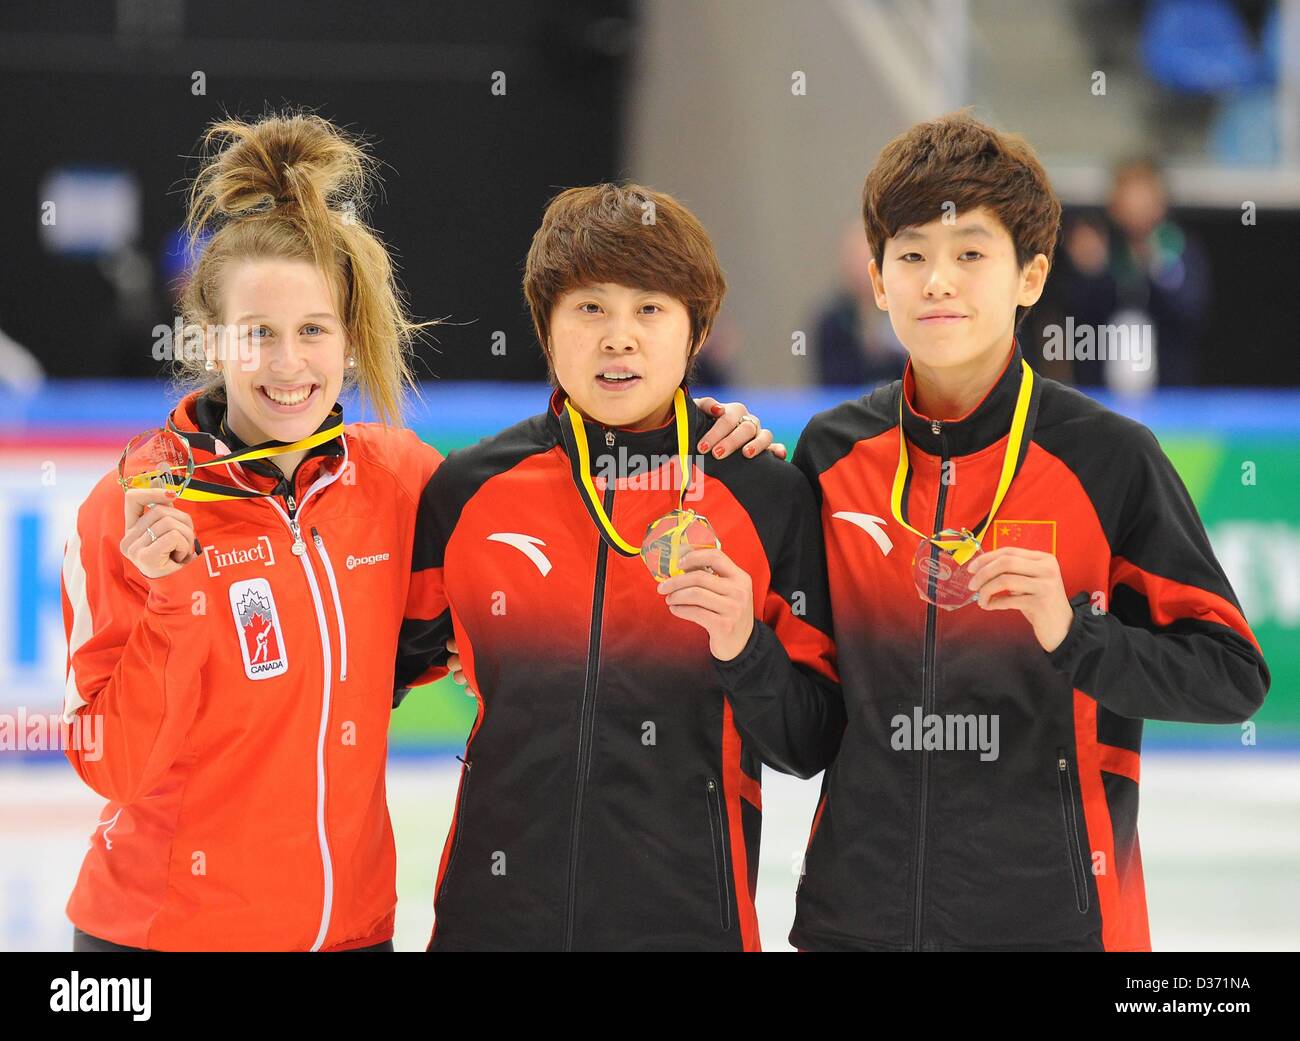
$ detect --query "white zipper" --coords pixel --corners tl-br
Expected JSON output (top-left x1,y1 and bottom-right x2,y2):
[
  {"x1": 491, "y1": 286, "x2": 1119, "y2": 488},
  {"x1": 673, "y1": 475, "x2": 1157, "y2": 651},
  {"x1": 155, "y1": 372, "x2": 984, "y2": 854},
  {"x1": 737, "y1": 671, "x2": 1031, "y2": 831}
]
[
  {"x1": 242, "y1": 444, "x2": 348, "y2": 951},
  {"x1": 311, "y1": 528, "x2": 348, "y2": 683},
  {"x1": 287, "y1": 521, "x2": 335, "y2": 952}
]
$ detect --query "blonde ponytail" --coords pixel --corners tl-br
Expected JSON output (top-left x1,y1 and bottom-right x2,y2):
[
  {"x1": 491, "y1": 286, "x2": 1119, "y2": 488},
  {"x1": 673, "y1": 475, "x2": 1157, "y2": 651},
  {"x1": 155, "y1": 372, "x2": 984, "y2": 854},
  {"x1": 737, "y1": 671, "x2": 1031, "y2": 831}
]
[{"x1": 177, "y1": 108, "x2": 429, "y2": 425}]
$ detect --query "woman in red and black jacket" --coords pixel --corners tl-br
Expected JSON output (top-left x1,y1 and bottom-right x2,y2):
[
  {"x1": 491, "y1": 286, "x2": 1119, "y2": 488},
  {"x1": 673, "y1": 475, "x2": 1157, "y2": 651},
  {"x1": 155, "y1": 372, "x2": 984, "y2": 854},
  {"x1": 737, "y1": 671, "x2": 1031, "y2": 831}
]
[{"x1": 396, "y1": 184, "x2": 844, "y2": 951}]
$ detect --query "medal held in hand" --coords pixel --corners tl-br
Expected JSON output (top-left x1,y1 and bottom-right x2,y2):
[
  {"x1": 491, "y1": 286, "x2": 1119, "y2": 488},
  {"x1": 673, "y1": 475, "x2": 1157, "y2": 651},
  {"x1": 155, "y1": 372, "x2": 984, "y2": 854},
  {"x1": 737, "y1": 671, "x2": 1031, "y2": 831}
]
[
  {"x1": 118, "y1": 428, "x2": 195, "y2": 495},
  {"x1": 912, "y1": 528, "x2": 983, "y2": 610},
  {"x1": 561, "y1": 387, "x2": 720, "y2": 581},
  {"x1": 640, "y1": 508, "x2": 720, "y2": 581},
  {"x1": 115, "y1": 406, "x2": 347, "y2": 504},
  {"x1": 892, "y1": 358, "x2": 1039, "y2": 611}
]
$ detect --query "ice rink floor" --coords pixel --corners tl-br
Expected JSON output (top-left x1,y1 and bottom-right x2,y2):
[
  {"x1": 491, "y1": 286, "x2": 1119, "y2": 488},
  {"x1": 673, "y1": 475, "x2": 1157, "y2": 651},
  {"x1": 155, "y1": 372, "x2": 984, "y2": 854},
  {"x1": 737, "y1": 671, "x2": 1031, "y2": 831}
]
[{"x1": 3, "y1": 752, "x2": 1297, "y2": 952}]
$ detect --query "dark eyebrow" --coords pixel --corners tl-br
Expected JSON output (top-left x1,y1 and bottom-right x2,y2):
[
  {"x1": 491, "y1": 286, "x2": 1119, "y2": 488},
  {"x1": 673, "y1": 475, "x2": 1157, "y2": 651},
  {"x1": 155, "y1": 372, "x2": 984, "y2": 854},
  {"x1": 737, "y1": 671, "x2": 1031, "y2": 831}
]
[
  {"x1": 572, "y1": 285, "x2": 666, "y2": 299},
  {"x1": 893, "y1": 223, "x2": 995, "y2": 245}
]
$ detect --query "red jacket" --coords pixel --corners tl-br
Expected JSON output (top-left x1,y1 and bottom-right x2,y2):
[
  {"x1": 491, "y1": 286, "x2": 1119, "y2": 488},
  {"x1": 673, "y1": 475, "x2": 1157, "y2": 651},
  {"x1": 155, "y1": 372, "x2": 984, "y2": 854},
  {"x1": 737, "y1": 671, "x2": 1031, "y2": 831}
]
[{"x1": 61, "y1": 390, "x2": 442, "y2": 950}]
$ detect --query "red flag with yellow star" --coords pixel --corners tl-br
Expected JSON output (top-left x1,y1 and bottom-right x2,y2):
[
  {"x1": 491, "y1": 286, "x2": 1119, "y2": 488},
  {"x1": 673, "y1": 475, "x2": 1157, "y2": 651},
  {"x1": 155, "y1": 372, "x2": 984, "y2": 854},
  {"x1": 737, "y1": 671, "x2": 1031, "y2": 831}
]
[{"x1": 989, "y1": 519, "x2": 1056, "y2": 554}]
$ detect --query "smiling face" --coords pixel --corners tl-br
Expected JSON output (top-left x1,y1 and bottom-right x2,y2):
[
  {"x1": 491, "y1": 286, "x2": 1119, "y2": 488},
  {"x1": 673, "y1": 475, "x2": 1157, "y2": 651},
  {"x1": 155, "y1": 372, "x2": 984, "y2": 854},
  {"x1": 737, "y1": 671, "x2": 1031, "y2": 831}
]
[
  {"x1": 868, "y1": 205, "x2": 1047, "y2": 377},
  {"x1": 209, "y1": 258, "x2": 347, "y2": 446},
  {"x1": 547, "y1": 282, "x2": 694, "y2": 430}
]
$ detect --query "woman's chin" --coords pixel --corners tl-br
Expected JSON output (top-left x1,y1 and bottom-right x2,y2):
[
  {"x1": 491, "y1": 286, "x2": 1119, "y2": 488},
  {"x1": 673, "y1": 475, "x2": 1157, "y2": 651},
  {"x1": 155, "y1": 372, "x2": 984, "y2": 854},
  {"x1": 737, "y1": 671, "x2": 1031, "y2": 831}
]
[
  {"x1": 253, "y1": 408, "x2": 328, "y2": 444},
  {"x1": 571, "y1": 393, "x2": 669, "y2": 431}
]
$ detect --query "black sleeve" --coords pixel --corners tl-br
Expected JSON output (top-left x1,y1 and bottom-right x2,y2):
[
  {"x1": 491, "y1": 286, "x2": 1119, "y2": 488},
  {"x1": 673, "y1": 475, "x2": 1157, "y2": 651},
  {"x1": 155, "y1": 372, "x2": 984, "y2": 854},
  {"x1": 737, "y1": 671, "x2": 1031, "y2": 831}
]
[
  {"x1": 713, "y1": 463, "x2": 845, "y2": 778},
  {"x1": 393, "y1": 467, "x2": 454, "y2": 707},
  {"x1": 1047, "y1": 424, "x2": 1269, "y2": 723}
]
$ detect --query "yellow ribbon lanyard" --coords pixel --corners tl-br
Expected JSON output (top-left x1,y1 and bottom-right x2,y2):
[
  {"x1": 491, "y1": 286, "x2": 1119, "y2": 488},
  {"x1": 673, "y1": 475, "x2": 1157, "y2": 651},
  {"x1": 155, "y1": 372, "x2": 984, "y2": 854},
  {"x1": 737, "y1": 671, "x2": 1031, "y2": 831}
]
[
  {"x1": 155, "y1": 407, "x2": 346, "y2": 502},
  {"x1": 889, "y1": 360, "x2": 1036, "y2": 565},
  {"x1": 562, "y1": 387, "x2": 692, "y2": 557}
]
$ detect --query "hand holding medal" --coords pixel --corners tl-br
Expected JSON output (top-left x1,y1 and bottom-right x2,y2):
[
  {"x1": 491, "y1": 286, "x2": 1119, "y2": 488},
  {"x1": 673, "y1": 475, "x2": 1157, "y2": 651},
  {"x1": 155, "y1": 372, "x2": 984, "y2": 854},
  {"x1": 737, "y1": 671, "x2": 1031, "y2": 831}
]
[
  {"x1": 894, "y1": 359, "x2": 1035, "y2": 612},
  {"x1": 115, "y1": 406, "x2": 347, "y2": 577},
  {"x1": 118, "y1": 428, "x2": 201, "y2": 577},
  {"x1": 966, "y1": 547, "x2": 1074, "y2": 652},
  {"x1": 656, "y1": 544, "x2": 756, "y2": 661},
  {"x1": 560, "y1": 387, "x2": 758, "y2": 660},
  {"x1": 893, "y1": 359, "x2": 1073, "y2": 650}
]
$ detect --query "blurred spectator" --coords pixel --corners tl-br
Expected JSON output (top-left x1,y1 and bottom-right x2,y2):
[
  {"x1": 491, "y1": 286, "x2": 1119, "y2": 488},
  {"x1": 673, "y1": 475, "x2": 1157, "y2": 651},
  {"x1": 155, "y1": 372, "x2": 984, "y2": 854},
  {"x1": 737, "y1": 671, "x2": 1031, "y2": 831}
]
[
  {"x1": 811, "y1": 221, "x2": 907, "y2": 387},
  {"x1": 691, "y1": 311, "x2": 741, "y2": 389},
  {"x1": 1058, "y1": 158, "x2": 1210, "y2": 389}
]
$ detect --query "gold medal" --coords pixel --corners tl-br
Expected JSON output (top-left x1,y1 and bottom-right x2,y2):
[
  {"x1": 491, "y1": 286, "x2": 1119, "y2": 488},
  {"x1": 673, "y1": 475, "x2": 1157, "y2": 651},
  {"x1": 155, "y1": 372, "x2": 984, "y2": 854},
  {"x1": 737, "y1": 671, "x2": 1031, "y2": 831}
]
[{"x1": 640, "y1": 508, "x2": 720, "y2": 581}]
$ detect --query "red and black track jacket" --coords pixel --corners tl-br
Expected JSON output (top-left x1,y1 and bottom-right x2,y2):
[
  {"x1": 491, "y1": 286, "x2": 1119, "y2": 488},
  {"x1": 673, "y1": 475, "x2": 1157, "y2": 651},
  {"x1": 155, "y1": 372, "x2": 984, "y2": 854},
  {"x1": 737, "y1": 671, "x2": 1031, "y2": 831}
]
[
  {"x1": 791, "y1": 342, "x2": 1269, "y2": 951},
  {"x1": 396, "y1": 388, "x2": 843, "y2": 951}
]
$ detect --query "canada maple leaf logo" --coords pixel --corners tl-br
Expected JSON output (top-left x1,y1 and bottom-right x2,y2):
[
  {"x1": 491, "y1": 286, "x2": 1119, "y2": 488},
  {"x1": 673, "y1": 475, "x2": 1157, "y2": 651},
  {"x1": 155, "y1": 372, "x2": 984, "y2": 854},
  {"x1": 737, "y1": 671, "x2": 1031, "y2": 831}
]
[{"x1": 235, "y1": 589, "x2": 281, "y2": 663}]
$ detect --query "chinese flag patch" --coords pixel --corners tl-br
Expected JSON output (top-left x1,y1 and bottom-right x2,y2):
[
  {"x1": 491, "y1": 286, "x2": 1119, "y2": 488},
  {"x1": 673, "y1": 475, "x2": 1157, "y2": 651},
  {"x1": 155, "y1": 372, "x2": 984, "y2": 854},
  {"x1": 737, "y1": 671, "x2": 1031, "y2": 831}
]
[{"x1": 990, "y1": 519, "x2": 1056, "y2": 554}]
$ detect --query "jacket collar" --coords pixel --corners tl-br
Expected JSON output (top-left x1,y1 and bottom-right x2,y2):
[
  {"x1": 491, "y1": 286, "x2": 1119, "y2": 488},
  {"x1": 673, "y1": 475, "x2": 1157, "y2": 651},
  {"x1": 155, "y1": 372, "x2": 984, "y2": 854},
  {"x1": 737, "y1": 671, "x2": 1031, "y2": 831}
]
[
  {"x1": 900, "y1": 339, "x2": 1028, "y2": 457},
  {"x1": 543, "y1": 385, "x2": 708, "y2": 479},
  {"x1": 169, "y1": 389, "x2": 346, "y2": 489}
]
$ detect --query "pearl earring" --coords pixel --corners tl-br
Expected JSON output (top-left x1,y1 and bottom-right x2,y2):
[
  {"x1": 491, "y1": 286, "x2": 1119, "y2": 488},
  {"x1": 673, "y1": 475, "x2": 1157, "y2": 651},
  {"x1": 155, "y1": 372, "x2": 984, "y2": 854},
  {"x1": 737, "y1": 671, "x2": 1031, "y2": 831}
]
[
  {"x1": 204, "y1": 359, "x2": 216, "y2": 372},
  {"x1": 347, "y1": 356, "x2": 356, "y2": 368}
]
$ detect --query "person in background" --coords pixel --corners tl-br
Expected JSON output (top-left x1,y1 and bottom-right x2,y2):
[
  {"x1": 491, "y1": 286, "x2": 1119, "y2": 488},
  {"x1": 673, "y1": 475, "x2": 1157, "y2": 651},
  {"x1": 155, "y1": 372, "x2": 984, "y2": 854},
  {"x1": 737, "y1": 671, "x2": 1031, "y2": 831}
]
[
  {"x1": 689, "y1": 311, "x2": 742, "y2": 389},
  {"x1": 1058, "y1": 158, "x2": 1210, "y2": 390},
  {"x1": 811, "y1": 220, "x2": 908, "y2": 387}
]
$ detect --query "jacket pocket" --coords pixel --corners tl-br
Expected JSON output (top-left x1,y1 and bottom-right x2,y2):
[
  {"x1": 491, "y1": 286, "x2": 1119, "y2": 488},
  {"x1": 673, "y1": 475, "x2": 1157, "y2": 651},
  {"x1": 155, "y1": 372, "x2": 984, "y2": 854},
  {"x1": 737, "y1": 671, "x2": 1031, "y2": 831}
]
[
  {"x1": 438, "y1": 756, "x2": 472, "y2": 902},
  {"x1": 705, "y1": 778, "x2": 732, "y2": 931},
  {"x1": 1055, "y1": 747, "x2": 1090, "y2": 913}
]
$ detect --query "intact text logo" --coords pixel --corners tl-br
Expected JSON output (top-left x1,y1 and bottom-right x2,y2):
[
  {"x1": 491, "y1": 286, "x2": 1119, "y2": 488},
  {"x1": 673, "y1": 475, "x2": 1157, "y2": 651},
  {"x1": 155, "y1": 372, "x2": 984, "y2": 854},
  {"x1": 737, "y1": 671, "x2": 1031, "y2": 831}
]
[{"x1": 204, "y1": 535, "x2": 275, "y2": 577}]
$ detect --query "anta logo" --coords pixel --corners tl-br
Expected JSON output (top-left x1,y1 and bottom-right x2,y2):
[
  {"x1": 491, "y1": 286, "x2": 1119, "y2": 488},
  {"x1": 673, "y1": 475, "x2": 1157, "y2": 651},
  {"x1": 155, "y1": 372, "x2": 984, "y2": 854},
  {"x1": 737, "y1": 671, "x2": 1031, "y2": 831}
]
[
  {"x1": 203, "y1": 535, "x2": 275, "y2": 577},
  {"x1": 831, "y1": 512, "x2": 894, "y2": 556},
  {"x1": 487, "y1": 532, "x2": 552, "y2": 576},
  {"x1": 346, "y1": 551, "x2": 390, "y2": 570},
  {"x1": 228, "y1": 578, "x2": 288, "y2": 680}
]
